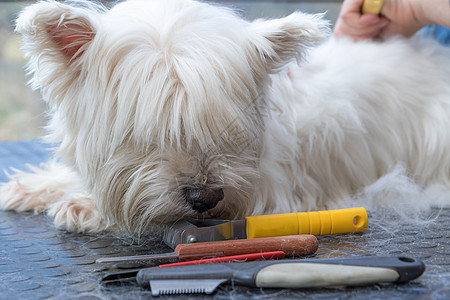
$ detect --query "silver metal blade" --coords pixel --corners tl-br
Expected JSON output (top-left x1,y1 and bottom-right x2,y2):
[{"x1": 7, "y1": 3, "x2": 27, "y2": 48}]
[
  {"x1": 163, "y1": 219, "x2": 246, "y2": 249},
  {"x1": 150, "y1": 279, "x2": 226, "y2": 296},
  {"x1": 95, "y1": 251, "x2": 178, "y2": 263}
]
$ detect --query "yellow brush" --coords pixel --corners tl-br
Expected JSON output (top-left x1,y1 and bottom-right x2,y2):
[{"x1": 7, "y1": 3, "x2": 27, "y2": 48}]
[{"x1": 362, "y1": 0, "x2": 385, "y2": 15}]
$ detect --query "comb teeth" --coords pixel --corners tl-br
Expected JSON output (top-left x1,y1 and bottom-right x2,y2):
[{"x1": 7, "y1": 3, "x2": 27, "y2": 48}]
[
  {"x1": 159, "y1": 287, "x2": 206, "y2": 295},
  {"x1": 150, "y1": 279, "x2": 226, "y2": 296}
]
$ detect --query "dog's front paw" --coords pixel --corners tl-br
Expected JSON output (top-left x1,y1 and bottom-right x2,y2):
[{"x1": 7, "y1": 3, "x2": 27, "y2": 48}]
[
  {"x1": 0, "y1": 173, "x2": 50, "y2": 213},
  {"x1": 0, "y1": 164, "x2": 75, "y2": 213},
  {"x1": 47, "y1": 197, "x2": 110, "y2": 233}
]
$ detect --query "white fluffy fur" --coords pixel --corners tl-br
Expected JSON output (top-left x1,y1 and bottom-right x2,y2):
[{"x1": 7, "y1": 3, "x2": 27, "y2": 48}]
[{"x1": 1, "y1": 0, "x2": 449, "y2": 236}]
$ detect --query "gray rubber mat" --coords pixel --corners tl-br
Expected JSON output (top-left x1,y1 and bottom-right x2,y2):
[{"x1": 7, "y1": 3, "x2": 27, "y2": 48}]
[{"x1": 0, "y1": 141, "x2": 449, "y2": 299}]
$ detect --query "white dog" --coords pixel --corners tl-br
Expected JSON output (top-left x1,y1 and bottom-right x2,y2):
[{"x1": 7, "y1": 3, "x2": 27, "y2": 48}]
[{"x1": 1, "y1": 0, "x2": 449, "y2": 236}]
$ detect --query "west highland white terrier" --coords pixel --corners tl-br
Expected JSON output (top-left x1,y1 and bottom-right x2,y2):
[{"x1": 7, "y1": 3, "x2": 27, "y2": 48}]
[{"x1": 1, "y1": 0, "x2": 449, "y2": 236}]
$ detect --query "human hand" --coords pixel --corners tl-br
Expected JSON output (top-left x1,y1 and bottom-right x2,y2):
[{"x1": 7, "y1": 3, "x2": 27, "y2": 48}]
[
  {"x1": 333, "y1": 0, "x2": 389, "y2": 40},
  {"x1": 376, "y1": 0, "x2": 425, "y2": 38},
  {"x1": 333, "y1": 0, "x2": 425, "y2": 40}
]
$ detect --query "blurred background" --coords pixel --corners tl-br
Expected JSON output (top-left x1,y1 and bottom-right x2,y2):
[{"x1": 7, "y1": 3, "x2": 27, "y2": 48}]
[{"x1": 0, "y1": 0, "x2": 342, "y2": 141}]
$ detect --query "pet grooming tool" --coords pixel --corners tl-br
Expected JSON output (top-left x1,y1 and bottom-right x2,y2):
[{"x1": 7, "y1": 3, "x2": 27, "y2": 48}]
[
  {"x1": 135, "y1": 256, "x2": 425, "y2": 295},
  {"x1": 158, "y1": 251, "x2": 285, "y2": 268},
  {"x1": 362, "y1": 0, "x2": 385, "y2": 14},
  {"x1": 163, "y1": 207, "x2": 368, "y2": 248},
  {"x1": 96, "y1": 235, "x2": 317, "y2": 263}
]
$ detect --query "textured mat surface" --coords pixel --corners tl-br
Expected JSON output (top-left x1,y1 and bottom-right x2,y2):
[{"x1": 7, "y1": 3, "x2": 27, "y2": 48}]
[
  {"x1": 0, "y1": 140, "x2": 53, "y2": 183},
  {"x1": 0, "y1": 141, "x2": 449, "y2": 299}
]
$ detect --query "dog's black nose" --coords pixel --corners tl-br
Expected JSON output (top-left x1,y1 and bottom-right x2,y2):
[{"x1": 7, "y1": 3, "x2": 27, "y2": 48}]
[{"x1": 184, "y1": 187, "x2": 224, "y2": 213}]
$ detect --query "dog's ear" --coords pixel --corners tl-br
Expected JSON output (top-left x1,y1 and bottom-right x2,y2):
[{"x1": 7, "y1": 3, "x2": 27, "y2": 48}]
[
  {"x1": 247, "y1": 12, "x2": 330, "y2": 72},
  {"x1": 15, "y1": 0, "x2": 101, "y2": 65}
]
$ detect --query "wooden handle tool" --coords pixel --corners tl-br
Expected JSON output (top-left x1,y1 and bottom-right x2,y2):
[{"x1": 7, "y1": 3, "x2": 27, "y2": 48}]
[
  {"x1": 176, "y1": 235, "x2": 318, "y2": 261},
  {"x1": 97, "y1": 235, "x2": 318, "y2": 263}
]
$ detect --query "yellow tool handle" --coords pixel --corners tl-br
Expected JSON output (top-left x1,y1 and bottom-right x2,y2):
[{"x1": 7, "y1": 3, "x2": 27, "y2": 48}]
[
  {"x1": 362, "y1": 0, "x2": 385, "y2": 15},
  {"x1": 246, "y1": 207, "x2": 368, "y2": 239}
]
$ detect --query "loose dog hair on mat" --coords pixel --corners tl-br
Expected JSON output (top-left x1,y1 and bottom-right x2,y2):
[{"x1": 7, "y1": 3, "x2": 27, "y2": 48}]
[{"x1": 1, "y1": 0, "x2": 449, "y2": 237}]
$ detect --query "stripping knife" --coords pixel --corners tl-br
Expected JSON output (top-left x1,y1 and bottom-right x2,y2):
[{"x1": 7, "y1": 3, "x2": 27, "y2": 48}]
[
  {"x1": 96, "y1": 235, "x2": 318, "y2": 263},
  {"x1": 164, "y1": 207, "x2": 368, "y2": 248}
]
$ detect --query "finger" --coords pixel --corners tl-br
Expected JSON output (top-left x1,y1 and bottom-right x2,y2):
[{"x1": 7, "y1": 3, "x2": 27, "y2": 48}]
[
  {"x1": 334, "y1": 0, "x2": 387, "y2": 39},
  {"x1": 340, "y1": 8, "x2": 382, "y2": 32},
  {"x1": 336, "y1": 0, "x2": 367, "y2": 26},
  {"x1": 334, "y1": 18, "x2": 388, "y2": 40},
  {"x1": 340, "y1": 0, "x2": 367, "y2": 14},
  {"x1": 355, "y1": 27, "x2": 386, "y2": 41},
  {"x1": 358, "y1": 14, "x2": 380, "y2": 26},
  {"x1": 359, "y1": 17, "x2": 389, "y2": 33}
]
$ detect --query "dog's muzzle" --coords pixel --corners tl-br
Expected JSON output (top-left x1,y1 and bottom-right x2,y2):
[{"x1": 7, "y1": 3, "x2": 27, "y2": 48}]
[{"x1": 184, "y1": 187, "x2": 224, "y2": 213}]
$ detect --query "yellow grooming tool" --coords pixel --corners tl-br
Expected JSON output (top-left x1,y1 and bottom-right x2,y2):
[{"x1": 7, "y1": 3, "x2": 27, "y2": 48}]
[
  {"x1": 362, "y1": 0, "x2": 385, "y2": 15},
  {"x1": 163, "y1": 207, "x2": 368, "y2": 248},
  {"x1": 246, "y1": 207, "x2": 368, "y2": 238}
]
